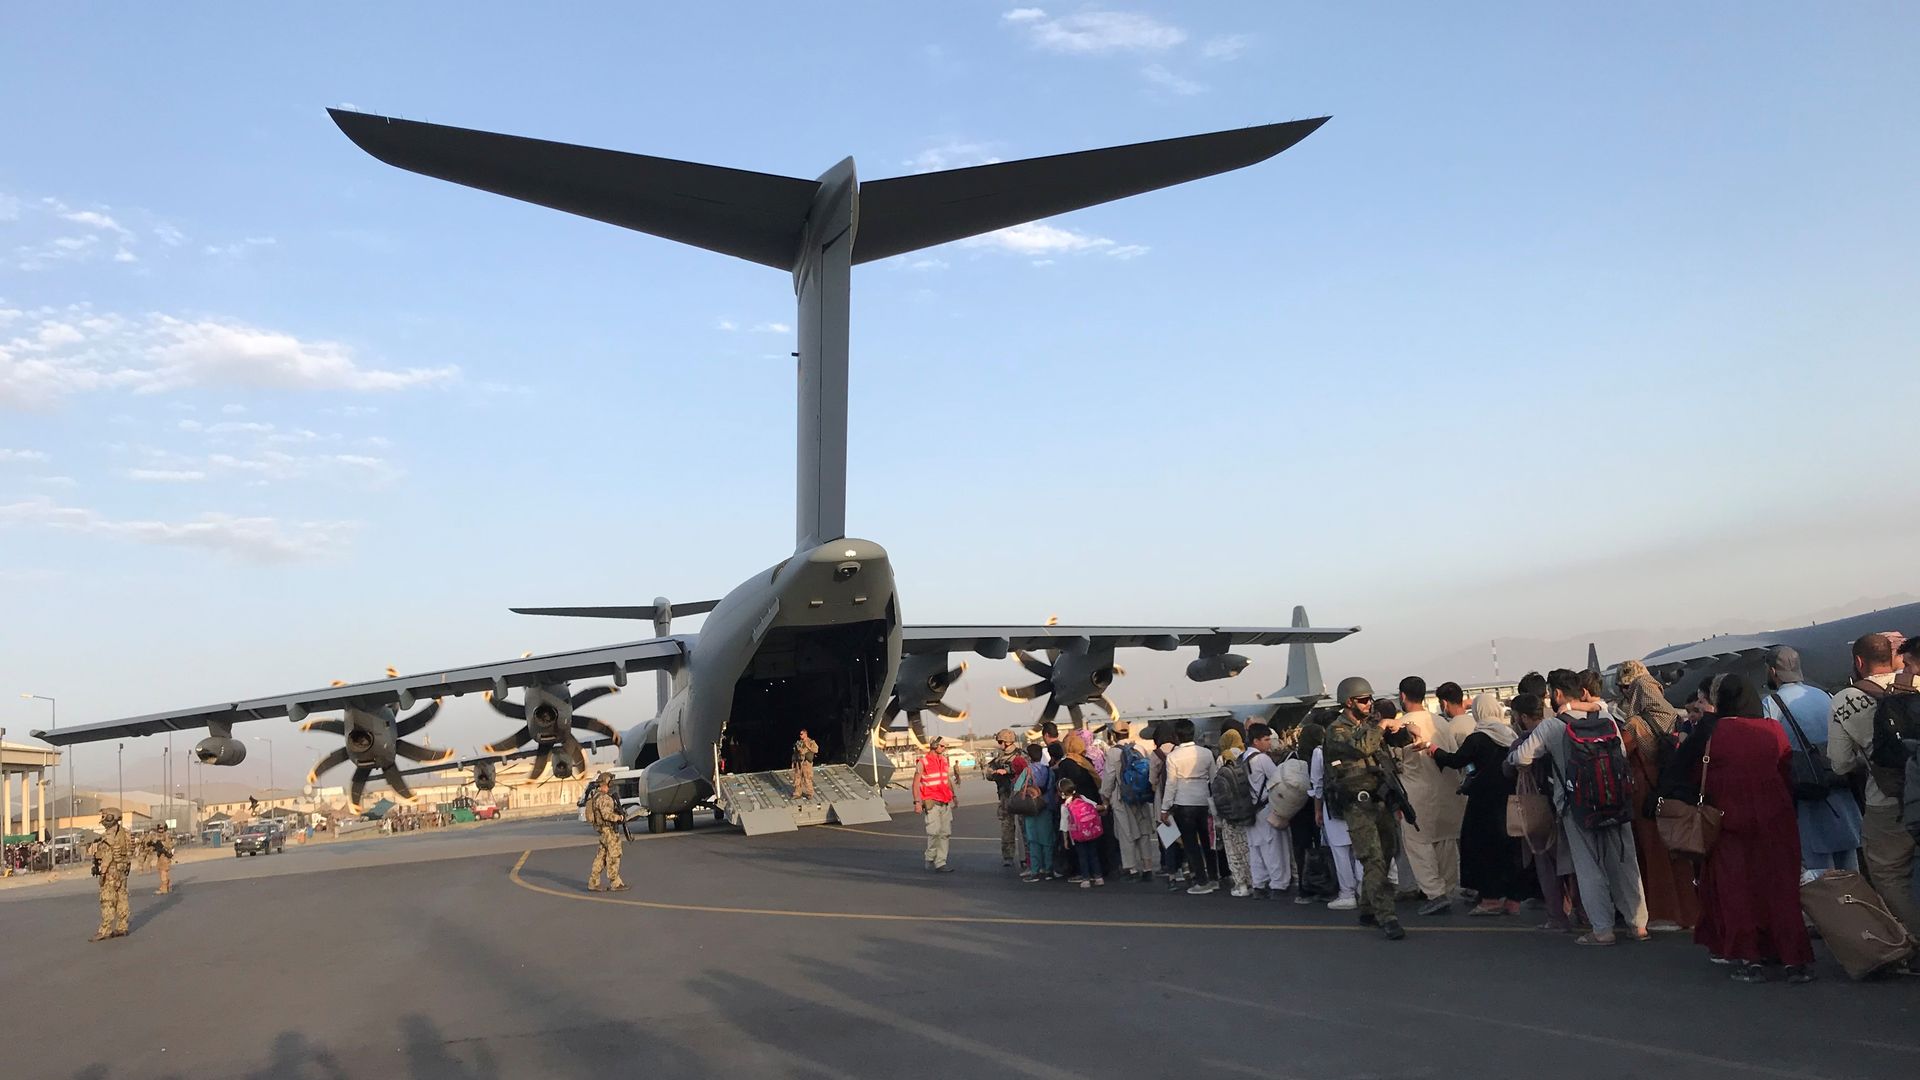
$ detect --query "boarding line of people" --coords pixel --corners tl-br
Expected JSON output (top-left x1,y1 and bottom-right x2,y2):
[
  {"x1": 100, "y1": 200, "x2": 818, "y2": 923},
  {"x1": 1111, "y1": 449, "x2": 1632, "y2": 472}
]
[{"x1": 923, "y1": 639, "x2": 1920, "y2": 984}]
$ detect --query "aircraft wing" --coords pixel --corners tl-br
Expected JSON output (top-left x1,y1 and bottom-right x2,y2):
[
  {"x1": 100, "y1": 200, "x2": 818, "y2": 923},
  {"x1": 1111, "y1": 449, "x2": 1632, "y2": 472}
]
[
  {"x1": 34, "y1": 638, "x2": 687, "y2": 745},
  {"x1": 902, "y1": 624, "x2": 1357, "y2": 658},
  {"x1": 392, "y1": 737, "x2": 618, "y2": 779}
]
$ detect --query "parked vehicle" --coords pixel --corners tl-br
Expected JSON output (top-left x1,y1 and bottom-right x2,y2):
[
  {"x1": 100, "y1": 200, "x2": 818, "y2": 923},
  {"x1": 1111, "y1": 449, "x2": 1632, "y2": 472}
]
[{"x1": 233, "y1": 823, "x2": 284, "y2": 857}]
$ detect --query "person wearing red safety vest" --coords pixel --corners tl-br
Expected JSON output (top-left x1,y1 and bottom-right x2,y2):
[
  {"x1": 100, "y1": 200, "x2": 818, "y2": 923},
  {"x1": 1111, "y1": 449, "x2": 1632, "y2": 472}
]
[{"x1": 914, "y1": 735, "x2": 961, "y2": 872}]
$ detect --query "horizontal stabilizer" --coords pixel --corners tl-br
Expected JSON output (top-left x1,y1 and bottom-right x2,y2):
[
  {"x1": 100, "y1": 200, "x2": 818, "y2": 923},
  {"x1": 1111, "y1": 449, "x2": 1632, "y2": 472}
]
[
  {"x1": 328, "y1": 110, "x2": 818, "y2": 270},
  {"x1": 511, "y1": 601, "x2": 718, "y2": 621},
  {"x1": 853, "y1": 118, "x2": 1328, "y2": 264}
]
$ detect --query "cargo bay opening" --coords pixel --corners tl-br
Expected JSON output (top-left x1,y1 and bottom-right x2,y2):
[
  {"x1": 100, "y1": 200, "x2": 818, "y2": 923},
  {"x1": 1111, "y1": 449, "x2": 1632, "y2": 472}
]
[{"x1": 719, "y1": 620, "x2": 889, "y2": 776}]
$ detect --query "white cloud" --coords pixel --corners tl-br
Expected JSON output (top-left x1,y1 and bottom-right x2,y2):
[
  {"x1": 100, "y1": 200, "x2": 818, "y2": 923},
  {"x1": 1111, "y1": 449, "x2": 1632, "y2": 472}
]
[
  {"x1": 30, "y1": 475, "x2": 76, "y2": 487},
  {"x1": 907, "y1": 257, "x2": 950, "y2": 271},
  {"x1": 716, "y1": 319, "x2": 792, "y2": 334},
  {"x1": 957, "y1": 221, "x2": 1149, "y2": 264},
  {"x1": 126, "y1": 468, "x2": 207, "y2": 482},
  {"x1": 221, "y1": 403, "x2": 246, "y2": 414},
  {"x1": 112, "y1": 249, "x2": 138, "y2": 263},
  {"x1": 0, "y1": 306, "x2": 458, "y2": 407},
  {"x1": 1200, "y1": 33, "x2": 1252, "y2": 61},
  {"x1": 60, "y1": 209, "x2": 132, "y2": 238},
  {"x1": 0, "y1": 448, "x2": 50, "y2": 463},
  {"x1": 205, "y1": 449, "x2": 400, "y2": 485},
  {"x1": 715, "y1": 318, "x2": 738, "y2": 332},
  {"x1": 1141, "y1": 64, "x2": 1207, "y2": 96},
  {"x1": 202, "y1": 236, "x2": 277, "y2": 258},
  {"x1": 0, "y1": 495, "x2": 356, "y2": 562},
  {"x1": 903, "y1": 139, "x2": 1003, "y2": 174},
  {"x1": 1005, "y1": 9, "x2": 1186, "y2": 54},
  {"x1": 153, "y1": 224, "x2": 185, "y2": 247}
]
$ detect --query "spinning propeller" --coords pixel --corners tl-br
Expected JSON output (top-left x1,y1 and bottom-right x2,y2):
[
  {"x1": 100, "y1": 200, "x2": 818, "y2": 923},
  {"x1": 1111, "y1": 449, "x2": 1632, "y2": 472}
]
[
  {"x1": 884, "y1": 653, "x2": 969, "y2": 748},
  {"x1": 997, "y1": 619, "x2": 1124, "y2": 729},
  {"x1": 484, "y1": 683, "x2": 621, "y2": 780},
  {"x1": 302, "y1": 667, "x2": 453, "y2": 811}
]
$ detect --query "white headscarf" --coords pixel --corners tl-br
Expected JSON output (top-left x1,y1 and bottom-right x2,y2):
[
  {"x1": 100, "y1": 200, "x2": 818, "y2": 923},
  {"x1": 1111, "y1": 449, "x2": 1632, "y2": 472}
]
[{"x1": 1472, "y1": 692, "x2": 1518, "y2": 748}]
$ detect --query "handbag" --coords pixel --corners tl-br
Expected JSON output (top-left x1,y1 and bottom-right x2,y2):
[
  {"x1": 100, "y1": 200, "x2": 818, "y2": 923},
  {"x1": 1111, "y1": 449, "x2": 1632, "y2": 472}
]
[
  {"x1": 1299, "y1": 842, "x2": 1338, "y2": 900},
  {"x1": 1771, "y1": 693, "x2": 1842, "y2": 802},
  {"x1": 1506, "y1": 769, "x2": 1556, "y2": 851},
  {"x1": 1655, "y1": 734, "x2": 1723, "y2": 858},
  {"x1": 1006, "y1": 782, "x2": 1046, "y2": 817}
]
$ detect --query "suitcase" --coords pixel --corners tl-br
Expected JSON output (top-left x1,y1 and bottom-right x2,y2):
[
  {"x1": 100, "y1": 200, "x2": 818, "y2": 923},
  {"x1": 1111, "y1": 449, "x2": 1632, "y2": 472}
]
[{"x1": 1800, "y1": 870, "x2": 1916, "y2": 979}]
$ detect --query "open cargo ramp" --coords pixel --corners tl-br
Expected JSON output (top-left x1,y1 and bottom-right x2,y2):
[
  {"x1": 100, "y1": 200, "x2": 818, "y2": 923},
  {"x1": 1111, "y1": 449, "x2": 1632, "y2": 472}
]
[{"x1": 715, "y1": 764, "x2": 890, "y2": 835}]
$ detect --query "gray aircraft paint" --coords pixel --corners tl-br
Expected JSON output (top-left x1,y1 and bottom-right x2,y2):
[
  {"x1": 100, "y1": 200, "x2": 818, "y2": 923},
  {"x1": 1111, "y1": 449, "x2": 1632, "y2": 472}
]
[{"x1": 38, "y1": 112, "x2": 1352, "y2": 825}]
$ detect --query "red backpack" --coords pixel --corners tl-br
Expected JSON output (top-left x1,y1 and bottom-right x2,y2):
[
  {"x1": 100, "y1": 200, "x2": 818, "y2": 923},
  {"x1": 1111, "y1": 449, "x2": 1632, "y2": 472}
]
[{"x1": 1564, "y1": 715, "x2": 1634, "y2": 830}]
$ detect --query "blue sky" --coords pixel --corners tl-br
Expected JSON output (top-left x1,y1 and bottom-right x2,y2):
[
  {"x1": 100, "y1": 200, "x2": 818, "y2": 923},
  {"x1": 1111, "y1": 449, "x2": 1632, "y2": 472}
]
[{"x1": 4, "y1": 3, "x2": 1917, "y2": 787}]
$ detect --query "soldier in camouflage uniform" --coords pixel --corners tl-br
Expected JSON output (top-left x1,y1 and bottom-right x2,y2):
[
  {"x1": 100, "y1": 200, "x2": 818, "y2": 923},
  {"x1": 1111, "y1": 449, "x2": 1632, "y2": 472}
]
[
  {"x1": 88, "y1": 807, "x2": 135, "y2": 941},
  {"x1": 585, "y1": 772, "x2": 627, "y2": 892},
  {"x1": 149, "y1": 821, "x2": 176, "y2": 895},
  {"x1": 1322, "y1": 676, "x2": 1416, "y2": 941},
  {"x1": 984, "y1": 728, "x2": 1027, "y2": 868},
  {"x1": 791, "y1": 729, "x2": 819, "y2": 802}
]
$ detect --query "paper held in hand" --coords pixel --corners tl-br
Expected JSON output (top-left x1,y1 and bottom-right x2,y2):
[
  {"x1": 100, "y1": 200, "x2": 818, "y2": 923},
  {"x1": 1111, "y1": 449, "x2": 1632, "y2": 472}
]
[{"x1": 1155, "y1": 821, "x2": 1182, "y2": 850}]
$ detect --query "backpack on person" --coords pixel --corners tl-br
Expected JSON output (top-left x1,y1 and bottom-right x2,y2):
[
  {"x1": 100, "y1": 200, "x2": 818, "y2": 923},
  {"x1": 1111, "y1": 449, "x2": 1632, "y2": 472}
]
[
  {"x1": 1869, "y1": 693, "x2": 1920, "y2": 804},
  {"x1": 1563, "y1": 714, "x2": 1634, "y2": 830},
  {"x1": 1118, "y1": 745, "x2": 1154, "y2": 805},
  {"x1": 1065, "y1": 796, "x2": 1105, "y2": 843},
  {"x1": 1209, "y1": 756, "x2": 1258, "y2": 826}
]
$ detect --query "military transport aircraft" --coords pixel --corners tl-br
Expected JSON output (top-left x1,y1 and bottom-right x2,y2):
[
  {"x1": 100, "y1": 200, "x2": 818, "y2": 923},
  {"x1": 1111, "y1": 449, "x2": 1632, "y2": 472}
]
[
  {"x1": 39, "y1": 109, "x2": 1355, "y2": 834},
  {"x1": 1593, "y1": 600, "x2": 1920, "y2": 705},
  {"x1": 1115, "y1": 606, "x2": 1330, "y2": 747}
]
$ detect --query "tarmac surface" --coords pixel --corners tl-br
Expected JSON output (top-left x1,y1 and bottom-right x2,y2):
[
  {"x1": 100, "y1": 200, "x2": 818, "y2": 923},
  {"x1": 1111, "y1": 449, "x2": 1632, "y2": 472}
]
[{"x1": 4, "y1": 803, "x2": 1918, "y2": 1080}]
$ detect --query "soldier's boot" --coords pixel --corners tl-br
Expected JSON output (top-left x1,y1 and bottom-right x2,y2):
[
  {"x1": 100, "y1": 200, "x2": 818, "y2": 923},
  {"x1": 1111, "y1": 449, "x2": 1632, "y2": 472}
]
[
  {"x1": 588, "y1": 877, "x2": 603, "y2": 891},
  {"x1": 608, "y1": 877, "x2": 628, "y2": 891},
  {"x1": 89, "y1": 931, "x2": 112, "y2": 942},
  {"x1": 1381, "y1": 918, "x2": 1406, "y2": 941}
]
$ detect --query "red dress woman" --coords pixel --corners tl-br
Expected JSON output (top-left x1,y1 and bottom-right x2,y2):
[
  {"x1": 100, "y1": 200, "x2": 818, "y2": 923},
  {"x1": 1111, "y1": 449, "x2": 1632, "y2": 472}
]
[{"x1": 1678, "y1": 676, "x2": 1814, "y2": 983}]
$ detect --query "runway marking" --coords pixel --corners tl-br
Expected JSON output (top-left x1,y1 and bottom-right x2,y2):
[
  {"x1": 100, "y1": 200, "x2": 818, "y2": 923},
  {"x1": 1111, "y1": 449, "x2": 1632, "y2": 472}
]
[
  {"x1": 1160, "y1": 985, "x2": 1841, "y2": 1080},
  {"x1": 508, "y1": 850, "x2": 1531, "y2": 933}
]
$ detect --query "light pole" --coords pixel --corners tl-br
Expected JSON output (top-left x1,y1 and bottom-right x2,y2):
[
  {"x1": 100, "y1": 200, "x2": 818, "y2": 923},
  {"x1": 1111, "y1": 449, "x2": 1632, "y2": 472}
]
[
  {"x1": 20, "y1": 694, "x2": 57, "y2": 837},
  {"x1": 116, "y1": 742, "x2": 124, "y2": 813},
  {"x1": 253, "y1": 736, "x2": 275, "y2": 799}
]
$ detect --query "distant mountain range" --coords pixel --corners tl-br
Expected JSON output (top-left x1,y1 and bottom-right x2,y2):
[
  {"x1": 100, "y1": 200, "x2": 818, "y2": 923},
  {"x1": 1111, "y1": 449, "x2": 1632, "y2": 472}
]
[{"x1": 1410, "y1": 594, "x2": 1920, "y2": 686}]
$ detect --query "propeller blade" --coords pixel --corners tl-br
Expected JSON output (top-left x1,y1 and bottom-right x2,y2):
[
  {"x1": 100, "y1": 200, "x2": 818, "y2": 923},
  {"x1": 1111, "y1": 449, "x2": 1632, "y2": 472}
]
[
  {"x1": 307, "y1": 747, "x2": 350, "y2": 784},
  {"x1": 395, "y1": 701, "x2": 441, "y2": 737},
  {"x1": 396, "y1": 739, "x2": 451, "y2": 763},
  {"x1": 563, "y1": 735, "x2": 588, "y2": 777},
  {"x1": 930, "y1": 702, "x2": 969, "y2": 721},
  {"x1": 571, "y1": 684, "x2": 618, "y2": 709},
  {"x1": 1092, "y1": 694, "x2": 1121, "y2": 725},
  {"x1": 1111, "y1": 665, "x2": 1126, "y2": 678},
  {"x1": 1039, "y1": 698, "x2": 1061, "y2": 725},
  {"x1": 486, "y1": 726, "x2": 531, "y2": 754},
  {"x1": 350, "y1": 766, "x2": 372, "y2": 811},
  {"x1": 571, "y1": 714, "x2": 621, "y2": 745},
  {"x1": 488, "y1": 696, "x2": 527, "y2": 720},
  {"x1": 385, "y1": 768, "x2": 415, "y2": 801},
  {"x1": 300, "y1": 719, "x2": 346, "y2": 736},
  {"x1": 904, "y1": 713, "x2": 929, "y2": 747},
  {"x1": 998, "y1": 680, "x2": 1052, "y2": 703},
  {"x1": 1068, "y1": 703, "x2": 1085, "y2": 728},
  {"x1": 884, "y1": 699, "x2": 903, "y2": 726},
  {"x1": 1014, "y1": 650, "x2": 1053, "y2": 678},
  {"x1": 934, "y1": 662, "x2": 967, "y2": 690},
  {"x1": 528, "y1": 748, "x2": 551, "y2": 781}
]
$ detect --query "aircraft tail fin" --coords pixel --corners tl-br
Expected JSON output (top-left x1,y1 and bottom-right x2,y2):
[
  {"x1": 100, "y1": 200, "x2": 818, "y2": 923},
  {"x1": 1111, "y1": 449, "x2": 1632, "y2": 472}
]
[
  {"x1": 851, "y1": 118, "x2": 1328, "y2": 263},
  {"x1": 1268, "y1": 605, "x2": 1326, "y2": 701},
  {"x1": 1586, "y1": 643, "x2": 1602, "y2": 674}
]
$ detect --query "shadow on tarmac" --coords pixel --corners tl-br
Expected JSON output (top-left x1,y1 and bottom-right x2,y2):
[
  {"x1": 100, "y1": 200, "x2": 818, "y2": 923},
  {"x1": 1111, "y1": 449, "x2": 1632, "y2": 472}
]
[{"x1": 126, "y1": 890, "x2": 183, "y2": 934}]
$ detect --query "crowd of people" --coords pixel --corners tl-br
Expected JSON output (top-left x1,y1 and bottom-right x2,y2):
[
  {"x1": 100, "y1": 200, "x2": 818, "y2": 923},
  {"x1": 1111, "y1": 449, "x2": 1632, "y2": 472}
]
[{"x1": 922, "y1": 633, "x2": 1920, "y2": 984}]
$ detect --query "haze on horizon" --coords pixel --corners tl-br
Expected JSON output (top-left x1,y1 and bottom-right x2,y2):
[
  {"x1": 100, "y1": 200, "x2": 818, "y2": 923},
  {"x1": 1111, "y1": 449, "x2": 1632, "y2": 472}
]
[{"x1": 4, "y1": 4, "x2": 1916, "y2": 788}]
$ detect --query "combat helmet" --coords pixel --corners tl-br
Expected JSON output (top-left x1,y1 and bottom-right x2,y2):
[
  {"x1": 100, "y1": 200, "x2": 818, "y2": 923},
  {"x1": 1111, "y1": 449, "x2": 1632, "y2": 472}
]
[
  {"x1": 99, "y1": 806, "x2": 123, "y2": 823},
  {"x1": 1334, "y1": 676, "x2": 1374, "y2": 704}
]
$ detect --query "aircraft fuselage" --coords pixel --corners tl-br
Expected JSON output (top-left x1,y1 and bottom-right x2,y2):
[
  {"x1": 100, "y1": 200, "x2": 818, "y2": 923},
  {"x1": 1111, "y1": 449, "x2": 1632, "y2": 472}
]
[{"x1": 621, "y1": 538, "x2": 901, "y2": 815}]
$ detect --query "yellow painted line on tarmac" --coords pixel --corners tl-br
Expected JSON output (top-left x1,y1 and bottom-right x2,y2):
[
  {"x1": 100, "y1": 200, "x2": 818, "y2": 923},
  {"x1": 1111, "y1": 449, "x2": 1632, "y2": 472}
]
[{"x1": 508, "y1": 849, "x2": 1531, "y2": 933}]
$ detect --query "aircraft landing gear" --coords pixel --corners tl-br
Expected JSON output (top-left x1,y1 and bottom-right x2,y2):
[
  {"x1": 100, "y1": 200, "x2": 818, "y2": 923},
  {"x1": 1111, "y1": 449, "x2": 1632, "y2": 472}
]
[
  {"x1": 673, "y1": 810, "x2": 693, "y2": 831},
  {"x1": 646, "y1": 812, "x2": 666, "y2": 834}
]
